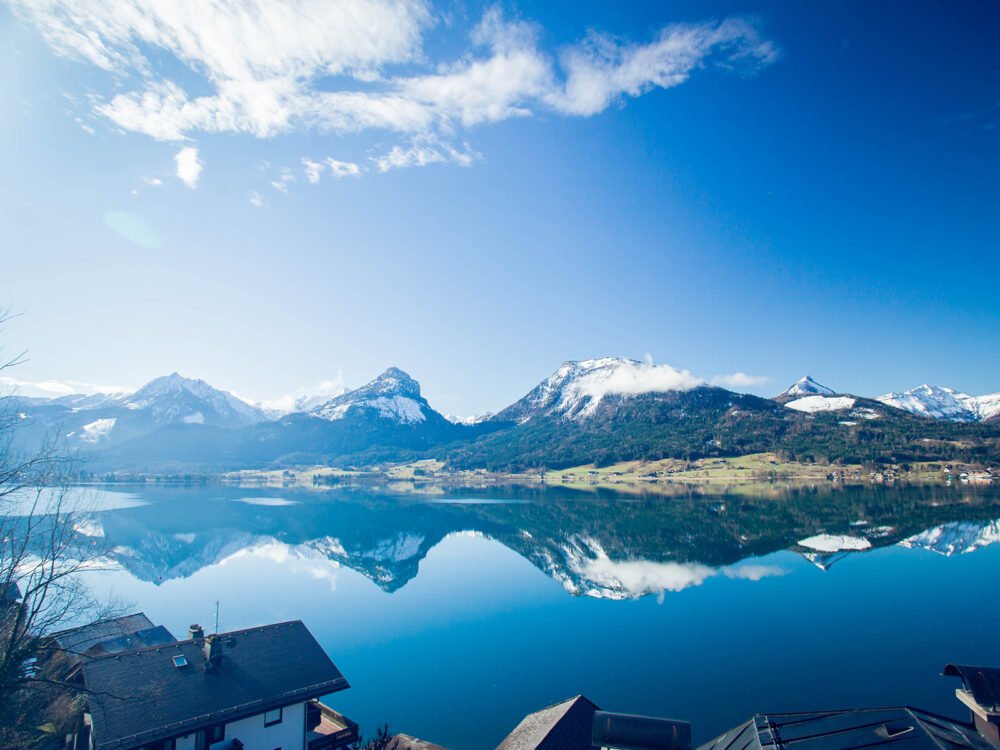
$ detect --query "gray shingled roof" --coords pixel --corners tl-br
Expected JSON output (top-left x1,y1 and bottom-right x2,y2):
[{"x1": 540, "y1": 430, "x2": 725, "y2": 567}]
[
  {"x1": 497, "y1": 696, "x2": 600, "y2": 750},
  {"x1": 51, "y1": 613, "x2": 162, "y2": 666},
  {"x1": 697, "y1": 708, "x2": 992, "y2": 750},
  {"x1": 83, "y1": 619, "x2": 349, "y2": 750}
]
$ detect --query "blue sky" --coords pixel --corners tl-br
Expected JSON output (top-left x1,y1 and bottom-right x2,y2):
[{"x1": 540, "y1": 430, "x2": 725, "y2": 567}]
[{"x1": 1, "y1": 1, "x2": 998, "y2": 415}]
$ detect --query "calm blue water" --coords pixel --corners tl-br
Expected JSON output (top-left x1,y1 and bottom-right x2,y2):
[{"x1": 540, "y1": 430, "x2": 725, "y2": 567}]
[{"x1": 75, "y1": 482, "x2": 1000, "y2": 750}]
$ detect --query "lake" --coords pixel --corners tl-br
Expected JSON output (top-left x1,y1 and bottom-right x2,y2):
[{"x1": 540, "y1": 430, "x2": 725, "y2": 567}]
[{"x1": 72, "y1": 481, "x2": 1000, "y2": 750}]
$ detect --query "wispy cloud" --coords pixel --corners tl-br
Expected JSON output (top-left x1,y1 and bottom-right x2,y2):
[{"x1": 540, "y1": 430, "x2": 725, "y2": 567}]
[
  {"x1": 248, "y1": 190, "x2": 264, "y2": 207},
  {"x1": 10, "y1": 1, "x2": 777, "y2": 171},
  {"x1": 326, "y1": 158, "x2": 363, "y2": 178},
  {"x1": 302, "y1": 158, "x2": 324, "y2": 184},
  {"x1": 373, "y1": 135, "x2": 478, "y2": 172},
  {"x1": 1, "y1": 376, "x2": 128, "y2": 397},
  {"x1": 174, "y1": 146, "x2": 202, "y2": 188},
  {"x1": 710, "y1": 372, "x2": 771, "y2": 389}
]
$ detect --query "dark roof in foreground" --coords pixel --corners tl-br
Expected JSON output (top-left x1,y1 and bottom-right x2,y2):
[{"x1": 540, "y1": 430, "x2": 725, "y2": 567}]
[
  {"x1": 697, "y1": 708, "x2": 992, "y2": 750},
  {"x1": 944, "y1": 664, "x2": 1000, "y2": 713},
  {"x1": 83, "y1": 620, "x2": 349, "y2": 750},
  {"x1": 497, "y1": 696, "x2": 600, "y2": 750}
]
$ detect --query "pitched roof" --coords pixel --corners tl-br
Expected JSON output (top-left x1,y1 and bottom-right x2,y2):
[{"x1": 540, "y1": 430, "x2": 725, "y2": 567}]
[
  {"x1": 697, "y1": 708, "x2": 992, "y2": 750},
  {"x1": 498, "y1": 696, "x2": 601, "y2": 750},
  {"x1": 50, "y1": 613, "x2": 162, "y2": 665},
  {"x1": 82, "y1": 619, "x2": 349, "y2": 750}
]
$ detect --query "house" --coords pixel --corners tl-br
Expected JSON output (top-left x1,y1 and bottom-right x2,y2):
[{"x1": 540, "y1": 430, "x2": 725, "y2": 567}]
[
  {"x1": 49, "y1": 613, "x2": 177, "y2": 674},
  {"x1": 76, "y1": 620, "x2": 357, "y2": 750},
  {"x1": 497, "y1": 696, "x2": 689, "y2": 750},
  {"x1": 498, "y1": 665, "x2": 1000, "y2": 750}
]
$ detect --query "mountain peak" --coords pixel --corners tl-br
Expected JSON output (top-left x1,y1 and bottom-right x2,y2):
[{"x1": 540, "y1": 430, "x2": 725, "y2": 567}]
[
  {"x1": 780, "y1": 375, "x2": 835, "y2": 398},
  {"x1": 311, "y1": 367, "x2": 428, "y2": 423},
  {"x1": 124, "y1": 372, "x2": 266, "y2": 426},
  {"x1": 877, "y1": 384, "x2": 977, "y2": 422},
  {"x1": 372, "y1": 367, "x2": 421, "y2": 397}
]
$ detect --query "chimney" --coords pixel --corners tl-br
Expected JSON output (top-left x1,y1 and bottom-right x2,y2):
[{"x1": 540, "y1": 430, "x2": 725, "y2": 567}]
[
  {"x1": 188, "y1": 624, "x2": 204, "y2": 640},
  {"x1": 203, "y1": 634, "x2": 223, "y2": 667},
  {"x1": 944, "y1": 664, "x2": 1000, "y2": 750}
]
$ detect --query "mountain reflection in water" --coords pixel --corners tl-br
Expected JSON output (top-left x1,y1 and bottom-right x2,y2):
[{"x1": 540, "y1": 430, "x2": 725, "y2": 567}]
[
  {"x1": 83, "y1": 483, "x2": 1000, "y2": 598},
  {"x1": 69, "y1": 482, "x2": 1000, "y2": 750}
]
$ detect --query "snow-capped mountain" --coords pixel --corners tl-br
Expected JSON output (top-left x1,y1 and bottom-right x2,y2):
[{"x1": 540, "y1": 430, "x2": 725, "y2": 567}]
[
  {"x1": 898, "y1": 520, "x2": 1000, "y2": 555},
  {"x1": 779, "y1": 375, "x2": 836, "y2": 399},
  {"x1": 877, "y1": 384, "x2": 1000, "y2": 423},
  {"x1": 877, "y1": 384, "x2": 976, "y2": 421},
  {"x1": 311, "y1": 367, "x2": 431, "y2": 424},
  {"x1": 492, "y1": 357, "x2": 702, "y2": 423},
  {"x1": 121, "y1": 373, "x2": 267, "y2": 427}
]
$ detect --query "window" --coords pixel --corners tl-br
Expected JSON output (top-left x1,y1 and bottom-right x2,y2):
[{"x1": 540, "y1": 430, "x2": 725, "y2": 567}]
[
  {"x1": 207, "y1": 724, "x2": 225, "y2": 743},
  {"x1": 264, "y1": 707, "x2": 283, "y2": 727},
  {"x1": 171, "y1": 655, "x2": 188, "y2": 668}
]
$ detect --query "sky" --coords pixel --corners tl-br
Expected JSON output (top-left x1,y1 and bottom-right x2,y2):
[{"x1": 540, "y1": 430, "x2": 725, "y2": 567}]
[{"x1": 1, "y1": 0, "x2": 999, "y2": 416}]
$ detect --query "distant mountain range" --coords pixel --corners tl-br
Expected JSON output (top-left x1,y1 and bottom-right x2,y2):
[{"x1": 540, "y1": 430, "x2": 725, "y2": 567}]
[{"x1": 7, "y1": 358, "x2": 1000, "y2": 472}]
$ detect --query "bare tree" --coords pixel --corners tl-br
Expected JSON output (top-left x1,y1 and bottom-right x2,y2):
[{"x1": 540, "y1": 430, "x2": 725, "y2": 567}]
[{"x1": 0, "y1": 312, "x2": 121, "y2": 749}]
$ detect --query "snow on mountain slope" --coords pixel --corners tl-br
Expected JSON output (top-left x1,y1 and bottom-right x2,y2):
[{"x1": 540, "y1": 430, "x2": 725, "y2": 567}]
[
  {"x1": 80, "y1": 417, "x2": 117, "y2": 443},
  {"x1": 312, "y1": 367, "x2": 429, "y2": 424},
  {"x1": 877, "y1": 384, "x2": 977, "y2": 421},
  {"x1": 780, "y1": 375, "x2": 836, "y2": 398},
  {"x1": 797, "y1": 534, "x2": 872, "y2": 552},
  {"x1": 967, "y1": 392, "x2": 1000, "y2": 422},
  {"x1": 123, "y1": 373, "x2": 267, "y2": 426},
  {"x1": 494, "y1": 358, "x2": 703, "y2": 423},
  {"x1": 785, "y1": 396, "x2": 856, "y2": 413},
  {"x1": 898, "y1": 520, "x2": 1000, "y2": 556}
]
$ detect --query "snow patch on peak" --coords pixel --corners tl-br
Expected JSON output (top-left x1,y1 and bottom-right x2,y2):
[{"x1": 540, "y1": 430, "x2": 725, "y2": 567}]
[
  {"x1": 798, "y1": 534, "x2": 872, "y2": 552},
  {"x1": 318, "y1": 394, "x2": 426, "y2": 424},
  {"x1": 781, "y1": 376, "x2": 835, "y2": 398},
  {"x1": 785, "y1": 395, "x2": 856, "y2": 413}
]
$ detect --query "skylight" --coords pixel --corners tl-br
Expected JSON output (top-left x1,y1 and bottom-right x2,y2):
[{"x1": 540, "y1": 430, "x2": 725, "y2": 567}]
[{"x1": 172, "y1": 655, "x2": 188, "y2": 668}]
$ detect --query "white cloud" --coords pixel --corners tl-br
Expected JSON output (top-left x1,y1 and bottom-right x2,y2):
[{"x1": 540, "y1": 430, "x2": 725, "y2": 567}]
[
  {"x1": 326, "y1": 158, "x2": 362, "y2": 178},
  {"x1": 373, "y1": 135, "x2": 478, "y2": 172},
  {"x1": 710, "y1": 372, "x2": 771, "y2": 389},
  {"x1": 174, "y1": 146, "x2": 202, "y2": 188},
  {"x1": 0, "y1": 376, "x2": 128, "y2": 398},
  {"x1": 550, "y1": 19, "x2": 777, "y2": 116},
  {"x1": 141, "y1": 176, "x2": 163, "y2": 186},
  {"x1": 722, "y1": 563, "x2": 786, "y2": 581},
  {"x1": 11, "y1": 1, "x2": 777, "y2": 167},
  {"x1": 269, "y1": 167, "x2": 295, "y2": 192},
  {"x1": 248, "y1": 190, "x2": 263, "y2": 207},
  {"x1": 302, "y1": 158, "x2": 324, "y2": 184},
  {"x1": 573, "y1": 360, "x2": 703, "y2": 403},
  {"x1": 253, "y1": 376, "x2": 347, "y2": 414}
]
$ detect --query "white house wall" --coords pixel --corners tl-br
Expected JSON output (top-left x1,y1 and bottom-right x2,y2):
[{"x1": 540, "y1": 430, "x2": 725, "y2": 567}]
[{"x1": 208, "y1": 702, "x2": 306, "y2": 750}]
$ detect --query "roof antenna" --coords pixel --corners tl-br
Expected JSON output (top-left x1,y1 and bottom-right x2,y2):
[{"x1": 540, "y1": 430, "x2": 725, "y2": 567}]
[{"x1": 214, "y1": 601, "x2": 220, "y2": 635}]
